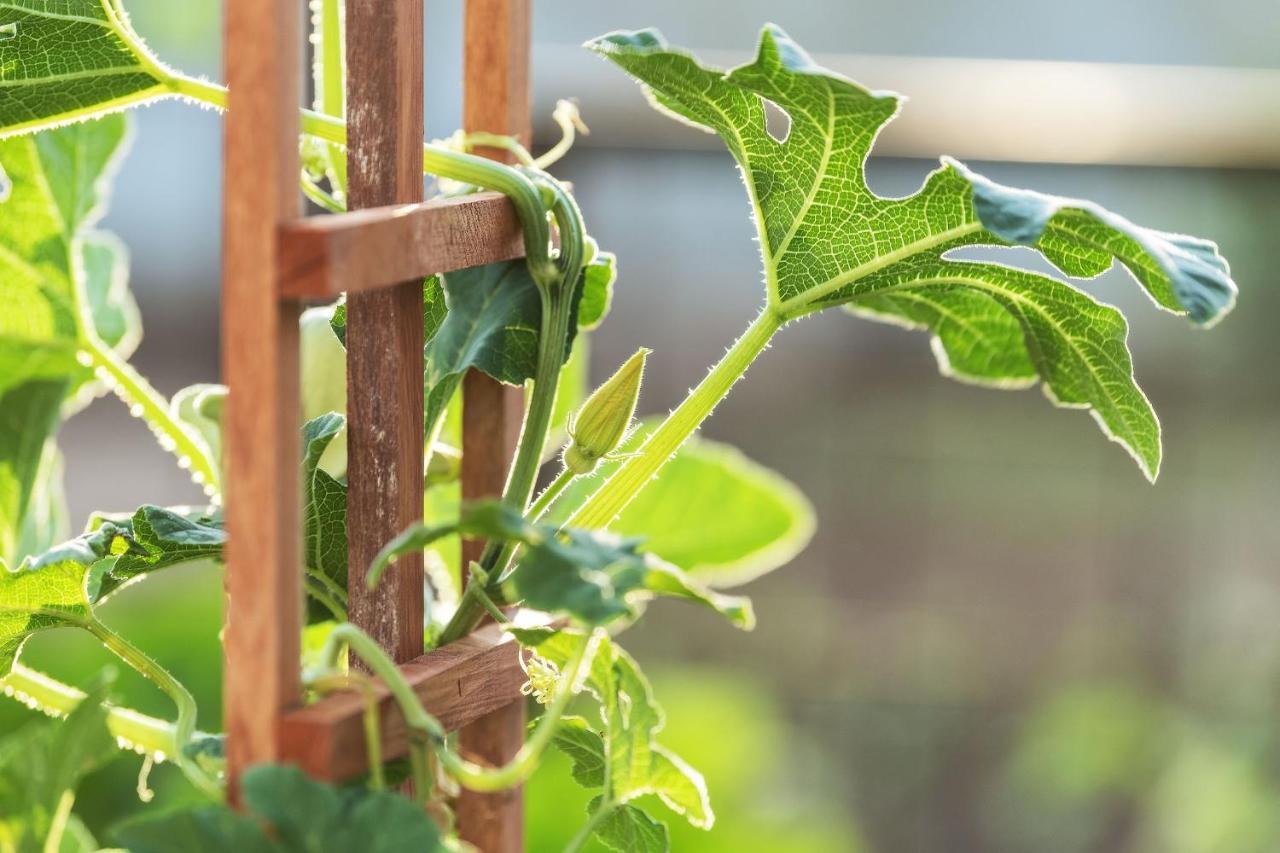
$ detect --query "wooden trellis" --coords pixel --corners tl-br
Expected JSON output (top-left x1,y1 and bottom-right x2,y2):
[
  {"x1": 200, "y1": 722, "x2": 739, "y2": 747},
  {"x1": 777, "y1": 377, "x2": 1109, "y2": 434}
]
[{"x1": 222, "y1": 0, "x2": 531, "y2": 848}]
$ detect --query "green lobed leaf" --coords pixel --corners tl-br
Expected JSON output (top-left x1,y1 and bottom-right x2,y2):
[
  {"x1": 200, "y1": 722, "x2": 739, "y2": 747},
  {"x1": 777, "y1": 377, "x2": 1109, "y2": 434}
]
[
  {"x1": 113, "y1": 809, "x2": 278, "y2": 853},
  {"x1": 0, "y1": 681, "x2": 115, "y2": 850},
  {"x1": 114, "y1": 764, "x2": 446, "y2": 852},
  {"x1": 0, "y1": 503, "x2": 223, "y2": 672},
  {"x1": 518, "y1": 627, "x2": 713, "y2": 845},
  {"x1": 0, "y1": 382, "x2": 67, "y2": 566},
  {"x1": 95, "y1": 504, "x2": 224, "y2": 597},
  {"x1": 552, "y1": 421, "x2": 815, "y2": 588},
  {"x1": 0, "y1": 104, "x2": 130, "y2": 389},
  {"x1": 301, "y1": 304, "x2": 351, "y2": 478},
  {"x1": 552, "y1": 715, "x2": 606, "y2": 787},
  {"x1": 589, "y1": 25, "x2": 1239, "y2": 479},
  {"x1": 372, "y1": 501, "x2": 752, "y2": 630},
  {"x1": 424, "y1": 263, "x2": 543, "y2": 433},
  {"x1": 0, "y1": 0, "x2": 175, "y2": 137},
  {"x1": 0, "y1": 114, "x2": 135, "y2": 562},
  {"x1": 425, "y1": 247, "x2": 616, "y2": 434},
  {"x1": 577, "y1": 238, "x2": 617, "y2": 330},
  {"x1": 0, "y1": 522, "x2": 116, "y2": 672},
  {"x1": 508, "y1": 528, "x2": 755, "y2": 629},
  {"x1": 591, "y1": 798, "x2": 670, "y2": 853},
  {"x1": 13, "y1": 439, "x2": 70, "y2": 562}
]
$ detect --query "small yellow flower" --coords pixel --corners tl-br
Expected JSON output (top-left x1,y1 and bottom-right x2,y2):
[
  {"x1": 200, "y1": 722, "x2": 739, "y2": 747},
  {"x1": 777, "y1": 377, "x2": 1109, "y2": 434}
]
[{"x1": 520, "y1": 652, "x2": 561, "y2": 705}]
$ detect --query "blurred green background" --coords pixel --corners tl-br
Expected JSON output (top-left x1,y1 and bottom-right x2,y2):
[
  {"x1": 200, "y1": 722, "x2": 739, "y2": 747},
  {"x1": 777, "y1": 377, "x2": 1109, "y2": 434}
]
[{"x1": 3, "y1": 1, "x2": 1278, "y2": 850}]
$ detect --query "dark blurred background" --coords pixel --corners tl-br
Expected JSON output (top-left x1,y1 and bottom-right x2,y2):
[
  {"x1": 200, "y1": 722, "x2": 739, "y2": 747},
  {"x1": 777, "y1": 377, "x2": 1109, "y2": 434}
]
[{"x1": 8, "y1": 1, "x2": 1279, "y2": 850}]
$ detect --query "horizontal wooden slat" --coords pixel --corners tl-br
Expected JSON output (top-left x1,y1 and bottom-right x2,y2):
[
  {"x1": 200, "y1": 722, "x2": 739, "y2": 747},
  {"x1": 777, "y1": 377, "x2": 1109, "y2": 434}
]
[
  {"x1": 278, "y1": 191, "x2": 525, "y2": 298},
  {"x1": 278, "y1": 622, "x2": 526, "y2": 781}
]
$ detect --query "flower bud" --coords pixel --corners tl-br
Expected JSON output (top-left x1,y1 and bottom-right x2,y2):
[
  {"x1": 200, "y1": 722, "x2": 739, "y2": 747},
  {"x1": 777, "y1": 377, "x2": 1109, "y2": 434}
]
[{"x1": 564, "y1": 347, "x2": 650, "y2": 475}]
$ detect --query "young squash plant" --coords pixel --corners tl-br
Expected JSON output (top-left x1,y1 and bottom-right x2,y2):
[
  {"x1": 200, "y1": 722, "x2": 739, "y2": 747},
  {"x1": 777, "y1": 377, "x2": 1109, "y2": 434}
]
[{"x1": 0, "y1": 2, "x2": 1236, "y2": 850}]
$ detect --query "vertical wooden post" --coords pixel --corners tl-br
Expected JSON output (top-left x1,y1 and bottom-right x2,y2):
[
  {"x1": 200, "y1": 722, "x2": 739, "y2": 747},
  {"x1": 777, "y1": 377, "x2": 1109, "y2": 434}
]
[
  {"x1": 222, "y1": 0, "x2": 303, "y2": 798},
  {"x1": 343, "y1": 0, "x2": 426, "y2": 663},
  {"x1": 457, "y1": 1, "x2": 531, "y2": 848}
]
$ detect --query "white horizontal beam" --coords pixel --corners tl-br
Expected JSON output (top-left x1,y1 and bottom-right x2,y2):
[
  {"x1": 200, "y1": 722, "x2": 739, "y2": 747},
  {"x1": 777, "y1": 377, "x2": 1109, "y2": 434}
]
[{"x1": 535, "y1": 45, "x2": 1280, "y2": 169}]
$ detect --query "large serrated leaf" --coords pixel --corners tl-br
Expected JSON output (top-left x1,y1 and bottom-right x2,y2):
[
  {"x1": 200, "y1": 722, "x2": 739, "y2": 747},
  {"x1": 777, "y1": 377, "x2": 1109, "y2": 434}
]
[
  {"x1": 0, "y1": 521, "x2": 120, "y2": 672},
  {"x1": 0, "y1": 0, "x2": 175, "y2": 137},
  {"x1": 518, "y1": 628, "x2": 713, "y2": 845},
  {"x1": 552, "y1": 423, "x2": 815, "y2": 588},
  {"x1": 0, "y1": 115, "x2": 136, "y2": 563},
  {"x1": 424, "y1": 250, "x2": 614, "y2": 434},
  {"x1": 372, "y1": 501, "x2": 752, "y2": 630},
  {"x1": 589, "y1": 25, "x2": 1238, "y2": 479},
  {"x1": 0, "y1": 681, "x2": 114, "y2": 850}
]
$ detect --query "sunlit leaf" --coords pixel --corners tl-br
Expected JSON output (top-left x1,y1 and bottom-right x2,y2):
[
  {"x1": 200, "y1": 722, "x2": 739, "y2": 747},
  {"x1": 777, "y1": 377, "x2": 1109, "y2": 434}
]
[
  {"x1": 372, "y1": 502, "x2": 752, "y2": 630},
  {"x1": 592, "y1": 799, "x2": 669, "y2": 852},
  {"x1": 590, "y1": 25, "x2": 1238, "y2": 479},
  {"x1": 552, "y1": 423, "x2": 814, "y2": 587},
  {"x1": 519, "y1": 627, "x2": 713, "y2": 850},
  {"x1": 0, "y1": 0, "x2": 175, "y2": 137},
  {"x1": 0, "y1": 681, "x2": 114, "y2": 850},
  {"x1": 0, "y1": 115, "x2": 134, "y2": 562},
  {"x1": 0, "y1": 523, "x2": 115, "y2": 672}
]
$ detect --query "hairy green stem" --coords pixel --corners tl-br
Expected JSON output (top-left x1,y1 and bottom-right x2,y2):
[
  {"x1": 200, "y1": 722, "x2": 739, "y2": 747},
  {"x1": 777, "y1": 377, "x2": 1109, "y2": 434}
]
[
  {"x1": 168, "y1": 75, "x2": 560, "y2": 292},
  {"x1": 435, "y1": 630, "x2": 590, "y2": 792},
  {"x1": 528, "y1": 466, "x2": 576, "y2": 522},
  {"x1": 44, "y1": 789, "x2": 76, "y2": 853},
  {"x1": 436, "y1": 182, "x2": 585, "y2": 646},
  {"x1": 1, "y1": 664, "x2": 197, "y2": 759},
  {"x1": 85, "y1": 620, "x2": 221, "y2": 798},
  {"x1": 320, "y1": 622, "x2": 588, "y2": 793},
  {"x1": 566, "y1": 308, "x2": 783, "y2": 531},
  {"x1": 70, "y1": 260, "x2": 220, "y2": 499},
  {"x1": 466, "y1": 564, "x2": 510, "y2": 626},
  {"x1": 320, "y1": 624, "x2": 444, "y2": 739}
]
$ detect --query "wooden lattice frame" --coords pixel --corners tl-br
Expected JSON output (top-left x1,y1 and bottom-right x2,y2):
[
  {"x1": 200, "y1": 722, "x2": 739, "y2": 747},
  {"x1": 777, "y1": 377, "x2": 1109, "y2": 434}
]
[{"x1": 222, "y1": 0, "x2": 531, "y2": 848}]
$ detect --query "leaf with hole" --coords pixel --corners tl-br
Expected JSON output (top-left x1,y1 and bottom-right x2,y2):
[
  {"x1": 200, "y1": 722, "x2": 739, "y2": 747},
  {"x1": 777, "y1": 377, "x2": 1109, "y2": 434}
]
[{"x1": 589, "y1": 24, "x2": 1238, "y2": 479}]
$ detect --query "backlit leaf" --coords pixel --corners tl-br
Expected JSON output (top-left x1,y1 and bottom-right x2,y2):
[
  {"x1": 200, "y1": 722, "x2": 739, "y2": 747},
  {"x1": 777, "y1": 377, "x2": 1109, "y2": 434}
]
[
  {"x1": 373, "y1": 501, "x2": 752, "y2": 630},
  {"x1": 0, "y1": 115, "x2": 134, "y2": 563},
  {"x1": 552, "y1": 423, "x2": 814, "y2": 587},
  {"x1": 592, "y1": 799, "x2": 669, "y2": 852},
  {"x1": 518, "y1": 627, "x2": 713, "y2": 848},
  {"x1": 0, "y1": 0, "x2": 175, "y2": 137},
  {"x1": 0, "y1": 681, "x2": 115, "y2": 850},
  {"x1": 590, "y1": 25, "x2": 1238, "y2": 479}
]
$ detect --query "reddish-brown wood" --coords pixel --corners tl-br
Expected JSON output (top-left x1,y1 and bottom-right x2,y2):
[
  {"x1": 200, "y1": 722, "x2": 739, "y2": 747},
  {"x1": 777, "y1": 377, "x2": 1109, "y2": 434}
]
[
  {"x1": 223, "y1": 0, "x2": 537, "y2": 831},
  {"x1": 343, "y1": 0, "x2": 426, "y2": 665},
  {"x1": 277, "y1": 192, "x2": 526, "y2": 298},
  {"x1": 221, "y1": 0, "x2": 304, "y2": 801},
  {"x1": 457, "y1": 0, "x2": 532, "y2": 848},
  {"x1": 278, "y1": 623, "x2": 528, "y2": 781}
]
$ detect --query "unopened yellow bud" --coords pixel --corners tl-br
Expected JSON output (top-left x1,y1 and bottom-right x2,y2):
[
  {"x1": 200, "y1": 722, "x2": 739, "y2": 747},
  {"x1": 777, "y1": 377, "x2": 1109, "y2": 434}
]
[{"x1": 564, "y1": 347, "x2": 650, "y2": 475}]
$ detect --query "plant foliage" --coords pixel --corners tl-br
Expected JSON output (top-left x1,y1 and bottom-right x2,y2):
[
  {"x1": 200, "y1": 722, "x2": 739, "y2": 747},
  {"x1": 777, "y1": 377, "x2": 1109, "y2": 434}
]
[{"x1": 0, "y1": 5, "x2": 1238, "y2": 850}]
